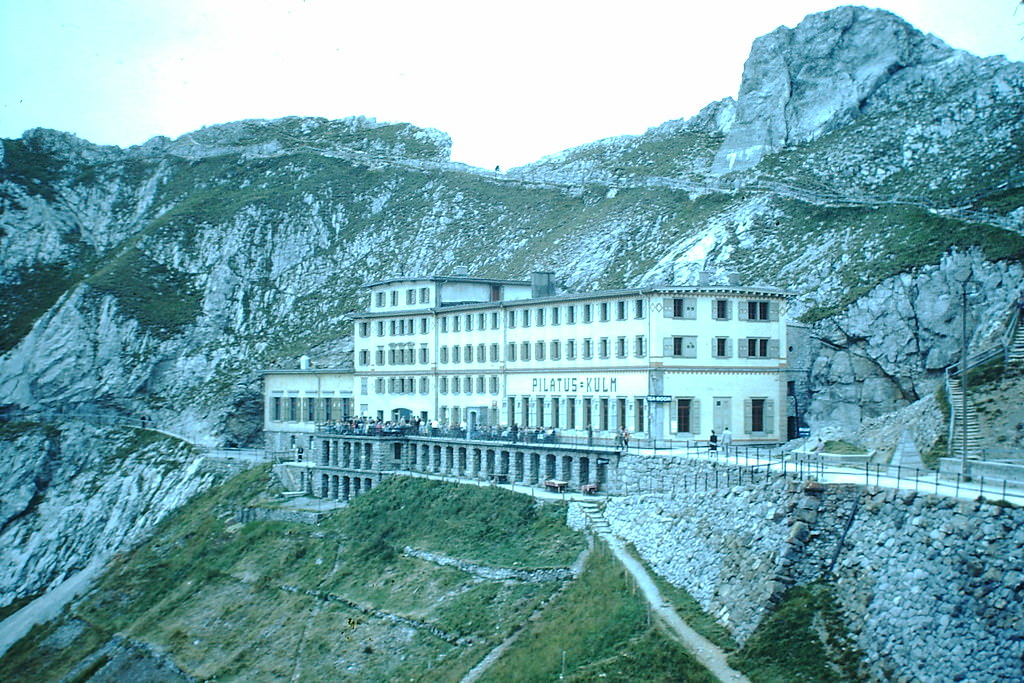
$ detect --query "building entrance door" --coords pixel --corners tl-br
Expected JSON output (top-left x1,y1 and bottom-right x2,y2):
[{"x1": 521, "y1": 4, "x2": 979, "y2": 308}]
[{"x1": 713, "y1": 397, "x2": 731, "y2": 432}]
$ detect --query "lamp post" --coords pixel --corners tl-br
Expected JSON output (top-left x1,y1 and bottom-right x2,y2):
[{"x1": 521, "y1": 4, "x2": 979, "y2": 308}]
[{"x1": 954, "y1": 265, "x2": 973, "y2": 478}]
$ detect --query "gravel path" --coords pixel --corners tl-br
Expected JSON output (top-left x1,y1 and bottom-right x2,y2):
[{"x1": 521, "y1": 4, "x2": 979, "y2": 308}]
[{"x1": 603, "y1": 535, "x2": 750, "y2": 683}]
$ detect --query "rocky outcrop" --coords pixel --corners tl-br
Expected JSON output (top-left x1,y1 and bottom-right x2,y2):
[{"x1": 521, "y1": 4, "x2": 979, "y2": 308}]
[
  {"x1": 806, "y1": 252, "x2": 1024, "y2": 433},
  {"x1": 712, "y1": 6, "x2": 986, "y2": 175},
  {"x1": 0, "y1": 421, "x2": 222, "y2": 608}
]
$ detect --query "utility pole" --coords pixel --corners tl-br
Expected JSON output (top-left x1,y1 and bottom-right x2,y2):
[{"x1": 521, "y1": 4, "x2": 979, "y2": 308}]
[{"x1": 955, "y1": 266, "x2": 973, "y2": 480}]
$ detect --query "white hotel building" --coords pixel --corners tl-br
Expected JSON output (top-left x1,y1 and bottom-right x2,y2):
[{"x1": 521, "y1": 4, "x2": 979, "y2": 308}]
[{"x1": 345, "y1": 270, "x2": 796, "y2": 445}]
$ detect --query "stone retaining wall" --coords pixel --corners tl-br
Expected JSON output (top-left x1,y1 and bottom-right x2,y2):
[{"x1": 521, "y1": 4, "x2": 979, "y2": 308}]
[{"x1": 595, "y1": 456, "x2": 1024, "y2": 681}]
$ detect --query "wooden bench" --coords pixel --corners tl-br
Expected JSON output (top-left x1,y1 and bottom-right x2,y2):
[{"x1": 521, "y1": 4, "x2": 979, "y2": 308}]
[
  {"x1": 544, "y1": 479, "x2": 568, "y2": 493},
  {"x1": 581, "y1": 483, "x2": 598, "y2": 495}
]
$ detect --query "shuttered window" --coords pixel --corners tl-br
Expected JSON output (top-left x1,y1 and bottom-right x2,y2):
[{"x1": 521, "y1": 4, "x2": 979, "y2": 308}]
[{"x1": 744, "y1": 398, "x2": 774, "y2": 434}]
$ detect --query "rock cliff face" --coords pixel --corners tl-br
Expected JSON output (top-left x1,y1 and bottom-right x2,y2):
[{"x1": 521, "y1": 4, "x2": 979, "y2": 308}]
[{"x1": 0, "y1": 422, "x2": 224, "y2": 606}]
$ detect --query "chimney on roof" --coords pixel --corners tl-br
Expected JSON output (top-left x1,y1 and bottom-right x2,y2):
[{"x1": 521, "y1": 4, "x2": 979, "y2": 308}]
[
  {"x1": 454, "y1": 265, "x2": 469, "y2": 276},
  {"x1": 298, "y1": 355, "x2": 310, "y2": 370},
  {"x1": 531, "y1": 271, "x2": 556, "y2": 298},
  {"x1": 728, "y1": 273, "x2": 741, "y2": 286}
]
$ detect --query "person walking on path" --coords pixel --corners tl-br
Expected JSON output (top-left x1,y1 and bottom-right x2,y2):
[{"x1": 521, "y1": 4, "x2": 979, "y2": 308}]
[{"x1": 722, "y1": 427, "x2": 732, "y2": 456}]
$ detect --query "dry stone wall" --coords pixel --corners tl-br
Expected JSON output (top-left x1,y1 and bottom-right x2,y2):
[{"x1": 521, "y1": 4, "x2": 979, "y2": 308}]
[{"x1": 594, "y1": 455, "x2": 1024, "y2": 681}]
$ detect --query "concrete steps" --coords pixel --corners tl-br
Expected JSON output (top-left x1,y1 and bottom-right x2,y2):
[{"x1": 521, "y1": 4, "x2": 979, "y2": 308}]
[
  {"x1": 947, "y1": 377, "x2": 982, "y2": 460},
  {"x1": 1007, "y1": 325, "x2": 1024, "y2": 366},
  {"x1": 578, "y1": 500, "x2": 612, "y2": 535}
]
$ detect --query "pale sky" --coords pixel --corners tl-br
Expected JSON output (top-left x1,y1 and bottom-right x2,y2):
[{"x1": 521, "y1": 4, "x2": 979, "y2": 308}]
[{"x1": 1, "y1": 0, "x2": 1021, "y2": 169}]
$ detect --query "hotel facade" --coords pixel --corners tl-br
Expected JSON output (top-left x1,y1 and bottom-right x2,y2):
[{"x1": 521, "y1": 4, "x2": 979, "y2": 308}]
[{"x1": 264, "y1": 270, "x2": 799, "y2": 453}]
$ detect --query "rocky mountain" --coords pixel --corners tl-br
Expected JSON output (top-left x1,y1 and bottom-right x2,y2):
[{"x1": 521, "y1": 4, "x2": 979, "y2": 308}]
[{"x1": 0, "y1": 5, "x2": 1022, "y2": 610}]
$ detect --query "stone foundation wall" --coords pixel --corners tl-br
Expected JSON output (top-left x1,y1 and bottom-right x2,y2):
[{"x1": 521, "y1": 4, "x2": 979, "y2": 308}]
[{"x1": 600, "y1": 455, "x2": 1024, "y2": 681}]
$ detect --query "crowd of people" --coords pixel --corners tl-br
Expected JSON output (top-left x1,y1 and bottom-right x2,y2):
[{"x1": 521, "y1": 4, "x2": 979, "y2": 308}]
[{"x1": 317, "y1": 416, "x2": 564, "y2": 443}]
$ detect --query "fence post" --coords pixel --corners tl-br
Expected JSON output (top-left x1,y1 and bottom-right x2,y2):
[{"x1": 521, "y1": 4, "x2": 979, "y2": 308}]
[{"x1": 955, "y1": 472, "x2": 960, "y2": 498}]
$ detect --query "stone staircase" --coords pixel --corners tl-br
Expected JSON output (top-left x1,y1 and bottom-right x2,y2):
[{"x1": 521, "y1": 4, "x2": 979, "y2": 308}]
[
  {"x1": 947, "y1": 377, "x2": 982, "y2": 460},
  {"x1": 1007, "y1": 323, "x2": 1024, "y2": 371},
  {"x1": 578, "y1": 500, "x2": 612, "y2": 535}
]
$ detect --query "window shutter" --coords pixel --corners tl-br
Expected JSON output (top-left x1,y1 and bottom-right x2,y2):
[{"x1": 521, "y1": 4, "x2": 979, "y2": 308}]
[
  {"x1": 711, "y1": 338, "x2": 719, "y2": 357},
  {"x1": 744, "y1": 398, "x2": 753, "y2": 434},
  {"x1": 725, "y1": 338, "x2": 733, "y2": 358},
  {"x1": 691, "y1": 399, "x2": 700, "y2": 436},
  {"x1": 724, "y1": 299, "x2": 732, "y2": 320},
  {"x1": 683, "y1": 336, "x2": 698, "y2": 358},
  {"x1": 764, "y1": 399, "x2": 775, "y2": 434},
  {"x1": 738, "y1": 338, "x2": 749, "y2": 358},
  {"x1": 769, "y1": 301, "x2": 780, "y2": 321},
  {"x1": 663, "y1": 337, "x2": 673, "y2": 356},
  {"x1": 768, "y1": 340, "x2": 780, "y2": 358},
  {"x1": 664, "y1": 298, "x2": 674, "y2": 318},
  {"x1": 738, "y1": 302, "x2": 749, "y2": 321},
  {"x1": 684, "y1": 298, "x2": 697, "y2": 320}
]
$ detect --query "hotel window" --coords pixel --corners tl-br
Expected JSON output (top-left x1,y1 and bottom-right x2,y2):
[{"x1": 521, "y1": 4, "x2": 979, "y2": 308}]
[
  {"x1": 508, "y1": 343, "x2": 517, "y2": 362},
  {"x1": 634, "y1": 335, "x2": 646, "y2": 357},
  {"x1": 453, "y1": 316, "x2": 461, "y2": 332},
  {"x1": 615, "y1": 336, "x2": 627, "y2": 358},
  {"x1": 583, "y1": 304, "x2": 593, "y2": 323},
  {"x1": 582, "y1": 398, "x2": 592, "y2": 429},
  {"x1": 599, "y1": 398, "x2": 609, "y2": 431},
  {"x1": 522, "y1": 309, "x2": 531, "y2": 328},
  {"x1": 361, "y1": 377, "x2": 368, "y2": 395},
  {"x1": 491, "y1": 312, "x2": 500, "y2": 329},
  {"x1": 521, "y1": 397, "x2": 531, "y2": 427},
  {"x1": 440, "y1": 377, "x2": 448, "y2": 394},
  {"x1": 634, "y1": 298, "x2": 645, "y2": 319},
  {"x1": 419, "y1": 287, "x2": 430, "y2": 303},
  {"x1": 567, "y1": 305, "x2": 576, "y2": 324},
  {"x1": 305, "y1": 398, "x2": 315, "y2": 422},
  {"x1": 377, "y1": 321, "x2": 385, "y2": 336},
  {"x1": 406, "y1": 289, "x2": 415, "y2": 304},
  {"x1": 464, "y1": 314, "x2": 472, "y2": 331},
  {"x1": 323, "y1": 397, "x2": 333, "y2": 422},
  {"x1": 669, "y1": 336, "x2": 698, "y2": 358},
  {"x1": 537, "y1": 308, "x2": 545, "y2": 326},
  {"x1": 508, "y1": 310, "x2": 517, "y2": 328},
  {"x1": 551, "y1": 398, "x2": 560, "y2": 428},
  {"x1": 521, "y1": 342, "x2": 531, "y2": 361},
  {"x1": 477, "y1": 343, "x2": 486, "y2": 362},
  {"x1": 617, "y1": 398, "x2": 626, "y2": 430},
  {"x1": 745, "y1": 397, "x2": 773, "y2": 433},
  {"x1": 676, "y1": 398, "x2": 699, "y2": 434},
  {"x1": 746, "y1": 300, "x2": 770, "y2": 321},
  {"x1": 420, "y1": 318, "x2": 428, "y2": 334},
  {"x1": 465, "y1": 344, "x2": 474, "y2": 362},
  {"x1": 390, "y1": 290, "x2": 398, "y2": 306},
  {"x1": 388, "y1": 378, "x2": 396, "y2": 393},
  {"x1": 598, "y1": 337, "x2": 610, "y2": 358},
  {"x1": 375, "y1": 348, "x2": 385, "y2": 365},
  {"x1": 452, "y1": 346, "x2": 461, "y2": 363},
  {"x1": 272, "y1": 397, "x2": 282, "y2": 421},
  {"x1": 420, "y1": 377, "x2": 430, "y2": 394},
  {"x1": 388, "y1": 349, "x2": 396, "y2": 365},
  {"x1": 583, "y1": 338, "x2": 593, "y2": 360},
  {"x1": 391, "y1": 320, "x2": 398, "y2": 335},
  {"x1": 419, "y1": 347, "x2": 429, "y2": 364},
  {"x1": 567, "y1": 339, "x2": 577, "y2": 360},
  {"x1": 452, "y1": 377, "x2": 460, "y2": 394},
  {"x1": 375, "y1": 292, "x2": 385, "y2": 307},
  {"x1": 441, "y1": 317, "x2": 449, "y2": 333},
  {"x1": 489, "y1": 376, "x2": 499, "y2": 394},
  {"x1": 490, "y1": 343, "x2": 499, "y2": 362},
  {"x1": 551, "y1": 340, "x2": 561, "y2": 360},
  {"x1": 635, "y1": 399, "x2": 644, "y2": 433},
  {"x1": 359, "y1": 350, "x2": 369, "y2": 365},
  {"x1": 535, "y1": 341, "x2": 545, "y2": 361},
  {"x1": 374, "y1": 378, "x2": 385, "y2": 393},
  {"x1": 714, "y1": 299, "x2": 731, "y2": 320},
  {"x1": 359, "y1": 321, "x2": 370, "y2": 337},
  {"x1": 600, "y1": 302, "x2": 609, "y2": 321},
  {"x1": 476, "y1": 376, "x2": 485, "y2": 393},
  {"x1": 741, "y1": 338, "x2": 773, "y2": 358},
  {"x1": 440, "y1": 346, "x2": 449, "y2": 363},
  {"x1": 551, "y1": 306, "x2": 560, "y2": 325},
  {"x1": 713, "y1": 337, "x2": 732, "y2": 358},
  {"x1": 670, "y1": 297, "x2": 697, "y2": 319},
  {"x1": 616, "y1": 300, "x2": 626, "y2": 320},
  {"x1": 477, "y1": 313, "x2": 486, "y2": 330},
  {"x1": 567, "y1": 397, "x2": 577, "y2": 428}
]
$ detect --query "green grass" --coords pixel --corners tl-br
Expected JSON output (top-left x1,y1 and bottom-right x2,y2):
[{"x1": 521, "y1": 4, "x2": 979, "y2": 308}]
[
  {"x1": 629, "y1": 543, "x2": 739, "y2": 652},
  {"x1": 87, "y1": 248, "x2": 202, "y2": 338},
  {"x1": 0, "y1": 262, "x2": 80, "y2": 353},
  {"x1": 822, "y1": 440, "x2": 868, "y2": 455},
  {"x1": 728, "y1": 583, "x2": 862, "y2": 682},
  {"x1": 480, "y1": 540, "x2": 717, "y2": 682}
]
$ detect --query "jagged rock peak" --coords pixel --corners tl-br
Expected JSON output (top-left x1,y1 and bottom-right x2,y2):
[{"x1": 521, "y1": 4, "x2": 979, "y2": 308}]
[{"x1": 711, "y1": 5, "x2": 954, "y2": 175}]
